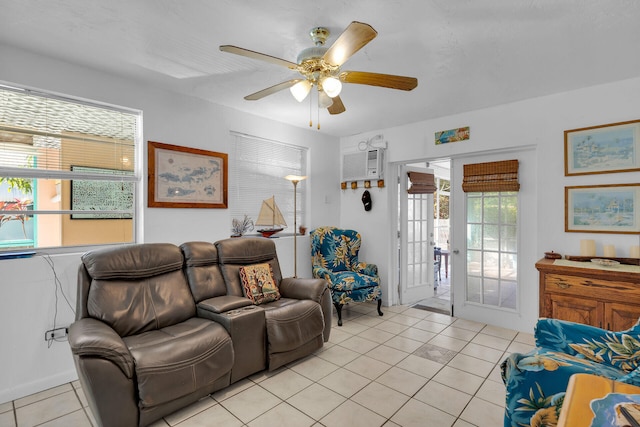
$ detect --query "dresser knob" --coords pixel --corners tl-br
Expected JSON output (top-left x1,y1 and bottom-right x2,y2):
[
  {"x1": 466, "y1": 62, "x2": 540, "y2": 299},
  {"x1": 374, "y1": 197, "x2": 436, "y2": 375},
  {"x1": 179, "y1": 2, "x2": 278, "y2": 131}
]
[{"x1": 557, "y1": 282, "x2": 571, "y2": 289}]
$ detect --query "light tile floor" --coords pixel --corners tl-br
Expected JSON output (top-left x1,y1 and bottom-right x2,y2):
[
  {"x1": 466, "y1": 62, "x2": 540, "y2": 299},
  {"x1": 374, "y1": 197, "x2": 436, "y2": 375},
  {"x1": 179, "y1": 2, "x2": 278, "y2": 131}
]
[{"x1": 0, "y1": 303, "x2": 535, "y2": 427}]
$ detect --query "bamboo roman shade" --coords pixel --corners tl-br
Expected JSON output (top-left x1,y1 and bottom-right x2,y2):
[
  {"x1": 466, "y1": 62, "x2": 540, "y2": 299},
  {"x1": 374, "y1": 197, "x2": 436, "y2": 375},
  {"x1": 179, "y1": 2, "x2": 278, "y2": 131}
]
[
  {"x1": 462, "y1": 159, "x2": 520, "y2": 192},
  {"x1": 407, "y1": 172, "x2": 437, "y2": 194}
]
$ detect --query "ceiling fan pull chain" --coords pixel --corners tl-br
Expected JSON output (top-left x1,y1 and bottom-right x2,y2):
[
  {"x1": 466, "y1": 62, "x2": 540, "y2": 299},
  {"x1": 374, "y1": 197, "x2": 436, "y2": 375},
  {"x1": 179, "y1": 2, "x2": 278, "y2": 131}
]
[
  {"x1": 317, "y1": 87, "x2": 321, "y2": 130},
  {"x1": 309, "y1": 89, "x2": 313, "y2": 127}
]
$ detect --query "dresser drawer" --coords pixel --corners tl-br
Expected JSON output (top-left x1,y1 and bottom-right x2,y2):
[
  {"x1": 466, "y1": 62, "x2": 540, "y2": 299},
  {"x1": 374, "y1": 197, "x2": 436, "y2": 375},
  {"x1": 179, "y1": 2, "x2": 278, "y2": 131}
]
[{"x1": 545, "y1": 274, "x2": 640, "y2": 301}]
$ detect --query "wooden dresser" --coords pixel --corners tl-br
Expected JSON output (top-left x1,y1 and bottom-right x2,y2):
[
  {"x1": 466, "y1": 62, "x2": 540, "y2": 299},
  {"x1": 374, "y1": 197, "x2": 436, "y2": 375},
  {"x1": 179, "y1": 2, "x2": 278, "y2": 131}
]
[{"x1": 536, "y1": 258, "x2": 640, "y2": 331}]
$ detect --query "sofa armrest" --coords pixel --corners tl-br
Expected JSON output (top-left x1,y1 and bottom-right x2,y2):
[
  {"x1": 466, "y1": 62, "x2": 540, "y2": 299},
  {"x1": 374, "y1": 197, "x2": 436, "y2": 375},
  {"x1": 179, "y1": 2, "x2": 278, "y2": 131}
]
[
  {"x1": 535, "y1": 318, "x2": 640, "y2": 370},
  {"x1": 68, "y1": 318, "x2": 134, "y2": 378},
  {"x1": 280, "y1": 277, "x2": 329, "y2": 303},
  {"x1": 280, "y1": 277, "x2": 332, "y2": 342},
  {"x1": 353, "y1": 261, "x2": 378, "y2": 276},
  {"x1": 198, "y1": 295, "x2": 252, "y2": 315}
]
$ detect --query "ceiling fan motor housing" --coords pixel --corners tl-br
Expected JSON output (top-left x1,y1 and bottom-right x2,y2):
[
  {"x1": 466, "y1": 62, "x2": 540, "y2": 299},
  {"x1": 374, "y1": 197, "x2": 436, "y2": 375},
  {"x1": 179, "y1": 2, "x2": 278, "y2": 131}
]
[{"x1": 309, "y1": 27, "x2": 330, "y2": 46}]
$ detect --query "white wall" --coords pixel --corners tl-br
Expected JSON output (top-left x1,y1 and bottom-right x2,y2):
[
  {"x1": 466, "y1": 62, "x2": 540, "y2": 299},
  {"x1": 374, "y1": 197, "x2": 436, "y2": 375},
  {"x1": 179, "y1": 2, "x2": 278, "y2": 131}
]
[
  {"x1": 0, "y1": 44, "x2": 339, "y2": 403},
  {"x1": 340, "y1": 76, "x2": 640, "y2": 331}
]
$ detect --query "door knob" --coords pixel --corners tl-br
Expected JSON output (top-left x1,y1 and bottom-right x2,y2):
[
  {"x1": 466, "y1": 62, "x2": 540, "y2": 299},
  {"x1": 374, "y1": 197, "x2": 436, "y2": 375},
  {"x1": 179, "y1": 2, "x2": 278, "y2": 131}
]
[{"x1": 453, "y1": 249, "x2": 460, "y2": 254}]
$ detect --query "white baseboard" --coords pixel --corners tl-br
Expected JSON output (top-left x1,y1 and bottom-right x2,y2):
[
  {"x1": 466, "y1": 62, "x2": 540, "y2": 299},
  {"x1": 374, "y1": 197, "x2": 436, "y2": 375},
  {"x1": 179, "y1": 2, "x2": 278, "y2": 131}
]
[{"x1": 0, "y1": 369, "x2": 78, "y2": 404}]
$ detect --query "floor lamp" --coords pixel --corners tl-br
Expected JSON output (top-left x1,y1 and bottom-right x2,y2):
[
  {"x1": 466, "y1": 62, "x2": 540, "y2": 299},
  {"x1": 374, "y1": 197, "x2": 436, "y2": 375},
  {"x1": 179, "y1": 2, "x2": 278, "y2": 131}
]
[{"x1": 285, "y1": 175, "x2": 307, "y2": 277}]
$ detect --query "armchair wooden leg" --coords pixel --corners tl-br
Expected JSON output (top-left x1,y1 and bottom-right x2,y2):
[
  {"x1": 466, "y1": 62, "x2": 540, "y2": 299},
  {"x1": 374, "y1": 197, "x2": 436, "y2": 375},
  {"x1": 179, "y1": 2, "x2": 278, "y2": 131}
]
[
  {"x1": 377, "y1": 299, "x2": 383, "y2": 317},
  {"x1": 334, "y1": 302, "x2": 343, "y2": 326}
]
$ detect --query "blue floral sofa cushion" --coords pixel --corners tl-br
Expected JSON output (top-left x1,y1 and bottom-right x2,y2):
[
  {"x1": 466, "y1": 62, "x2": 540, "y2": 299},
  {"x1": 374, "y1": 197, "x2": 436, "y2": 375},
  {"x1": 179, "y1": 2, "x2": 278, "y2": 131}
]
[
  {"x1": 501, "y1": 318, "x2": 640, "y2": 427},
  {"x1": 310, "y1": 227, "x2": 382, "y2": 325}
]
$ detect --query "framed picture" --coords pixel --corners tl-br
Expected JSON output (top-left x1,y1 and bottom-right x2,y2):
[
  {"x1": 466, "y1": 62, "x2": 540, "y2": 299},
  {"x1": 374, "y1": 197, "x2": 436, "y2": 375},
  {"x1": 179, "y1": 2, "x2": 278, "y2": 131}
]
[
  {"x1": 565, "y1": 184, "x2": 640, "y2": 234},
  {"x1": 435, "y1": 126, "x2": 470, "y2": 145},
  {"x1": 148, "y1": 141, "x2": 228, "y2": 208},
  {"x1": 70, "y1": 166, "x2": 134, "y2": 219},
  {"x1": 564, "y1": 119, "x2": 640, "y2": 176}
]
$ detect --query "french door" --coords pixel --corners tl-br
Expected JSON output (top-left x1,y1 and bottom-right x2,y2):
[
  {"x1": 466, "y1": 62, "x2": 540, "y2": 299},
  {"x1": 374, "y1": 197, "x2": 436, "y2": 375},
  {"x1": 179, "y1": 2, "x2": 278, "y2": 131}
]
[
  {"x1": 399, "y1": 165, "x2": 436, "y2": 305},
  {"x1": 450, "y1": 149, "x2": 538, "y2": 331}
]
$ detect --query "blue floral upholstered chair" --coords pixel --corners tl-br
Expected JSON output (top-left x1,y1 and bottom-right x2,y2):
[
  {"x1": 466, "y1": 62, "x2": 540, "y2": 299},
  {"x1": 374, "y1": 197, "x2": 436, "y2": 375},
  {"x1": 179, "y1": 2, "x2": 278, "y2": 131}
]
[
  {"x1": 501, "y1": 317, "x2": 640, "y2": 427},
  {"x1": 310, "y1": 227, "x2": 383, "y2": 326}
]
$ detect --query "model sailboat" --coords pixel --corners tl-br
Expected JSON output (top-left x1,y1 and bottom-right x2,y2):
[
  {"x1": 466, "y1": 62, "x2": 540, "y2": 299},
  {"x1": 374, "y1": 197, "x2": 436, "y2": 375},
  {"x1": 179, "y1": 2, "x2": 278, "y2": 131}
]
[{"x1": 255, "y1": 196, "x2": 287, "y2": 238}]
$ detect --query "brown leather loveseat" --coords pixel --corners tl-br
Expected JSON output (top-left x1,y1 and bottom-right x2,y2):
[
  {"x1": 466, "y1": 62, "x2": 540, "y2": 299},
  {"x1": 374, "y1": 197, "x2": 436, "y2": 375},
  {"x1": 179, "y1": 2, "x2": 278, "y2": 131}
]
[{"x1": 69, "y1": 238, "x2": 331, "y2": 427}]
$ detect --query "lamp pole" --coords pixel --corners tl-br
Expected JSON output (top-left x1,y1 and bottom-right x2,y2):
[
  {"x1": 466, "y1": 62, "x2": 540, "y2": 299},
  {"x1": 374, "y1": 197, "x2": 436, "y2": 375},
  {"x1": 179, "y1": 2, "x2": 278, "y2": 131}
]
[{"x1": 285, "y1": 175, "x2": 307, "y2": 277}]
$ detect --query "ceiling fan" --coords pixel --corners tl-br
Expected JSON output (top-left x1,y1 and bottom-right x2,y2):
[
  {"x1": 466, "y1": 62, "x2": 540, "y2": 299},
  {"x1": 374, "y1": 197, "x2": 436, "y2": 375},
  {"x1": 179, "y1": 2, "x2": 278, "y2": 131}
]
[{"x1": 220, "y1": 21, "x2": 418, "y2": 124}]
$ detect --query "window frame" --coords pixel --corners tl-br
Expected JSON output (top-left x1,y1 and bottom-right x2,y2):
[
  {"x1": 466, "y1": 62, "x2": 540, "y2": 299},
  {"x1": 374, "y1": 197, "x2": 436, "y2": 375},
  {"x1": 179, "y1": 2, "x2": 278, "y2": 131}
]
[{"x1": 0, "y1": 83, "x2": 142, "y2": 253}]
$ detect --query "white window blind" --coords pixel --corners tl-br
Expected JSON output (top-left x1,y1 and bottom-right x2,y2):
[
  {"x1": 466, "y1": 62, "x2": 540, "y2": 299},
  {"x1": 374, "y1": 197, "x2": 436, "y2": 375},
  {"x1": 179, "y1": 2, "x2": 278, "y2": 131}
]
[
  {"x1": 230, "y1": 133, "x2": 307, "y2": 235},
  {"x1": 0, "y1": 84, "x2": 141, "y2": 250}
]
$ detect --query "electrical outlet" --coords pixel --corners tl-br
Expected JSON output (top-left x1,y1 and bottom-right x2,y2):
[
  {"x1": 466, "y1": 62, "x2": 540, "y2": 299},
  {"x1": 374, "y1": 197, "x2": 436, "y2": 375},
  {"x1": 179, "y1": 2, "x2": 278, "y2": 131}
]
[{"x1": 45, "y1": 327, "x2": 68, "y2": 341}]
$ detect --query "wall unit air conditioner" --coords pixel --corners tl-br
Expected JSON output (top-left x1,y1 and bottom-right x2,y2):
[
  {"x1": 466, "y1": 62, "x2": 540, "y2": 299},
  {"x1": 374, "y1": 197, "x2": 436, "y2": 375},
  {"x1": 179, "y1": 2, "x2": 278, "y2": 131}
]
[{"x1": 341, "y1": 148, "x2": 384, "y2": 181}]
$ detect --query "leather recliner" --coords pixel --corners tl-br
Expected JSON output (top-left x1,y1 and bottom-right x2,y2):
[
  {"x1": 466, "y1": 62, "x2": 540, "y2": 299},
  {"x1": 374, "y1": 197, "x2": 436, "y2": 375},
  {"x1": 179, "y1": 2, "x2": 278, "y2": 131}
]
[
  {"x1": 69, "y1": 239, "x2": 332, "y2": 427},
  {"x1": 69, "y1": 243, "x2": 234, "y2": 427},
  {"x1": 182, "y1": 238, "x2": 332, "y2": 372}
]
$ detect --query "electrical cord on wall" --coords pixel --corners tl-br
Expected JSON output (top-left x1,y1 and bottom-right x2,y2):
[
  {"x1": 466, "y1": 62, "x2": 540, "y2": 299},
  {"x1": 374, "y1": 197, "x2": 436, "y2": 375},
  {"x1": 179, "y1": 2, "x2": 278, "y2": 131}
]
[{"x1": 40, "y1": 253, "x2": 75, "y2": 348}]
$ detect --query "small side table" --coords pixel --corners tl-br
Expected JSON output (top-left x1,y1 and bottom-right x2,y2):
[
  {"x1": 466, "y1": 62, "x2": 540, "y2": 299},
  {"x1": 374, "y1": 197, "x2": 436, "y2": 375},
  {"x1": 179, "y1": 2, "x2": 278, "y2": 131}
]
[
  {"x1": 440, "y1": 249, "x2": 450, "y2": 278},
  {"x1": 558, "y1": 373, "x2": 640, "y2": 426}
]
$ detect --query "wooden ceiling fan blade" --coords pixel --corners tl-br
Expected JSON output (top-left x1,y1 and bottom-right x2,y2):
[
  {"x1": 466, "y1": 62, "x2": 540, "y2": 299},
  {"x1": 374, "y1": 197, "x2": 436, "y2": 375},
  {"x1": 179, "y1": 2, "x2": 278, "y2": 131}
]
[
  {"x1": 245, "y1": 79, "x2": 302, "y2": 100},
  {"x1": 220, "y1": 45, "x2": 298, "y2": 70},
  {"x1": 340, "y1": 71, "x2": 418, "y2": 91},
  {"x1": 323, "y1": 21, "x2": 377, "y2": 67},
  {"x1": 327, "y1": 96, "x2": 345, "y2": 115}
]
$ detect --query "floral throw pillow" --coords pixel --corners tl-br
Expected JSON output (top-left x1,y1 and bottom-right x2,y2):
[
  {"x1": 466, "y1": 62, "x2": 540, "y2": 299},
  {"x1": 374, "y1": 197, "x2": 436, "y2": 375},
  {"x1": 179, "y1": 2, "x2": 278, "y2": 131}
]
[{"x1": 239, "y1": 263, "x2": 280, "y2": 305}]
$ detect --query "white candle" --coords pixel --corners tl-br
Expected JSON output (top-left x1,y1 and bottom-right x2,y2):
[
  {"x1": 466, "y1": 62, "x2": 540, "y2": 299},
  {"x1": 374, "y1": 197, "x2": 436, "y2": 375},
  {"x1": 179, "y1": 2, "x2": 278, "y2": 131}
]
[
  {"x1": 580, "y1": 239, "x2": 596, "y2": 257},
  {"x1": 630, "y1": 246, "x2": 640, "y2": 258},
  {"x1": 603, "y1": 245, "x2": 616, "y2": 258}
]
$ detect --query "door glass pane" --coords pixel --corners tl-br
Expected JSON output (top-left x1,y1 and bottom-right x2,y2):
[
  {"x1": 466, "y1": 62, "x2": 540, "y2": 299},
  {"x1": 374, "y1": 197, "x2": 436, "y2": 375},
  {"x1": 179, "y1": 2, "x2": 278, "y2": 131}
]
[
  {"x1": 501, "y1": 225, "x2": 517, "y2": 252},
  {"x1": 467, "y1": 276, "x2": 482, "y2": 303},
  {"x1": 467, "y1": 224, "x2": 483, "y2": 250},
  {"x1": 483, "y1": 251, "x2": 499, "y2": 278},
  {"x1": 501, "y1": 253, "x2": 518, "y2": 279},
  {"x1": 467, "y1": 249, "x2": 482, "y2": 275},
  {"x1": 484, "y1": 279, "x2": 500, "y2": 306},
  {"x1": 467, "y1": 196, "x2": 482, "y2": 222},
  {"x1": 484, "y1": 225, "x2": 499, "y2": 250},
  {"x1": 501, "y1": 195, "x2": 518, "y2": 224},
  {"x1": 483, "y1": 197, "x2": 499, "y2": 223},
  {"x1": 501, "y1": 281, "x2": 517, "y2": 309}
]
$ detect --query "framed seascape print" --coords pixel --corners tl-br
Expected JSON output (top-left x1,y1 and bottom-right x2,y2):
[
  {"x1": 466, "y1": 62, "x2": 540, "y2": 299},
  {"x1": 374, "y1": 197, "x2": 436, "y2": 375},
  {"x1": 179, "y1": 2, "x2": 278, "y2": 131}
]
[
  {"x1": 565, "y1": 184, "x2": 640, "y2": 234},
  {"x1": 564, "y1": 119, "x2": 640, "y2": 176},
  {"x1": 148, "y1": 141, "x2": 228, "y2": 208}
]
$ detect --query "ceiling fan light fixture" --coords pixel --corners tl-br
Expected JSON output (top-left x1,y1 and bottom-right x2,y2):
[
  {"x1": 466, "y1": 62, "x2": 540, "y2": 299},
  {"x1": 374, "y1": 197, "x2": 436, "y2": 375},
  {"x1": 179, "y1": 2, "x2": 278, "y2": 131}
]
[
  {"x1": 290, "y1": 80, "x2": 312, "y2": 102},
  {"x1": 322, "y1": 76, "x2": 342, "y2": 98},
  {"x1": 318, "y1": 90, "x2": 334, "y2": 108}
]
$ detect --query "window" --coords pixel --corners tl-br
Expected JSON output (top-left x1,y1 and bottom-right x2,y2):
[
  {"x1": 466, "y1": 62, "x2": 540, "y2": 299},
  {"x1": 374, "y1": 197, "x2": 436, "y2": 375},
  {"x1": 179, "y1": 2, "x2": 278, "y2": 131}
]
[
  {"x1": 0, "y1": 84, "x2": 141, "y2": 251},
  {"x1": 466, "y1": 191, "x2": 518, "y2": 309},
  {"x1": 230, "y1": 133, "x2": 307, "y2": 235}
]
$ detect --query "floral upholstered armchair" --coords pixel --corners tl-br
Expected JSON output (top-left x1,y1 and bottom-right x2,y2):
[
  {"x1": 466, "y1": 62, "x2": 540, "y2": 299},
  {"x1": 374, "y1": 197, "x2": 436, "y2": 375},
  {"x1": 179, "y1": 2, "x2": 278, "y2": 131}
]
[
  {"x1": 501, "y1": 318, "x2": 640, "y2": 427},
  {"x1": 310, "y1": 227, "x2": 383, "y2": 326}
]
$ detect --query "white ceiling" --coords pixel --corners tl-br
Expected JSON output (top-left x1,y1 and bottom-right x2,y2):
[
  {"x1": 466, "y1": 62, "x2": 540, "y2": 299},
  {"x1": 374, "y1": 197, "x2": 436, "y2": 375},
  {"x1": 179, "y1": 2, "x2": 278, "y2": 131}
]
[{"x1": 1, "y1": 0, "x2": 639, "y2": 137}]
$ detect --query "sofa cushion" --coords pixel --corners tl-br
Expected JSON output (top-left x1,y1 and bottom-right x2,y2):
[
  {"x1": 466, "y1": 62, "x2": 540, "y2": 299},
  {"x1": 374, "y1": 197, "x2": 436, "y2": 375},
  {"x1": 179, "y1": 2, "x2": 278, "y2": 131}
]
[
  {"x1": 181, "y1": 241, "x2": 227, "y2": 302},
  {"x1": 123, "y1": 317, "x2": 233, "y2": 409},
  {"x1": 88, "y1": 270, "x2": 196, "y2": 337},
  {"x1": 239, "y1": 263, "x2": 280, "y2": 305},
  {"x1": 216, "y1": 238, "x2": 283, "y2": 297},
  {"x1": 82, "y1": 243, "x2": 183, "y2": 280}
]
